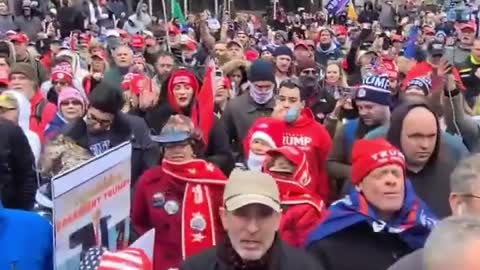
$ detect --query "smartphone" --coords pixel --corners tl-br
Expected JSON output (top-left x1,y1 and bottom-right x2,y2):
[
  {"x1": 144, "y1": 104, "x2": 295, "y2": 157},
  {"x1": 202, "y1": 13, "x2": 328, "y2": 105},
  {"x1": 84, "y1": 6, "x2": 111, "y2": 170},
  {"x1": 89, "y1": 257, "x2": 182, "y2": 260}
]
[{"x1": 215, "y1": 69, "x2": 223, "y2": 78}]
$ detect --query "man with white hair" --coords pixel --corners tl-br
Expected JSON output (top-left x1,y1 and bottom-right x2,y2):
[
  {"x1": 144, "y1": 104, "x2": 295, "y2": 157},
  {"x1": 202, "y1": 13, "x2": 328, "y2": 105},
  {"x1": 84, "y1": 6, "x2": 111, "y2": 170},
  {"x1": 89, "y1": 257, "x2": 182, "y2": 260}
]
[
  {"x1": 103, "y1": 45, "x2": 133, "y2": 91},
  {"x1": 388, "y1": 153, "x2": 480, "y2": 270},
  {"x1": 423, "y1": 216, "x2": 480, "y2": 270}
]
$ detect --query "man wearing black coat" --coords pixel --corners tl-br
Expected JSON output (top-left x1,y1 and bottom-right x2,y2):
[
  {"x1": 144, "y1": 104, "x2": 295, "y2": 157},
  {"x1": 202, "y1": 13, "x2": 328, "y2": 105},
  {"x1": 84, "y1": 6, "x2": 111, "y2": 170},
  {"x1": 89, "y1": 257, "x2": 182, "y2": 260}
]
[
  {"x1": 181, "y1": 170, "x2": 322, "y2": 270},
  {"x1": 63, "y1": 82, "x2": 159, "y2": 184},
  {"x1": 0, "y1": 118, "x2": 36, "y2": 210}
]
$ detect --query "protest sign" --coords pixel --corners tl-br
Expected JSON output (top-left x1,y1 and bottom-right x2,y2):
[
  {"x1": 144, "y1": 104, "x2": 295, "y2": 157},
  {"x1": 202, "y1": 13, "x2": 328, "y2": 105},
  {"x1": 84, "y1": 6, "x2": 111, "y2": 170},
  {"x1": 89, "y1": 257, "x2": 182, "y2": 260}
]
[{"x1": 52, "y1": 142, "x2": 132, "y2": 270}]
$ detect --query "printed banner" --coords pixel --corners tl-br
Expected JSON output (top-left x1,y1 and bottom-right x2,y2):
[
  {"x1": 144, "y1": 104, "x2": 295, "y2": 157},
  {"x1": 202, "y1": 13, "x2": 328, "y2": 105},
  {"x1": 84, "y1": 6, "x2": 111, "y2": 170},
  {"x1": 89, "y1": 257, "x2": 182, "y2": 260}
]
[{"x1": 52, "y1": 142, "x2": 132, "y2": 270}]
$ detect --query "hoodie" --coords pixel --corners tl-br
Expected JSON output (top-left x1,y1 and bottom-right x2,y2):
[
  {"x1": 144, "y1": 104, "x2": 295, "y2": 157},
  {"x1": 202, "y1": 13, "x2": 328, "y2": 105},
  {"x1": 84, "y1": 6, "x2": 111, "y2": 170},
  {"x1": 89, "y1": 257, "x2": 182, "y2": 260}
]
[
  {"x1": 315, "y1": 42, "x2": 343, "y2": 66},
  {"x1": 3, "y1": 90, "x2": 41, "y2": 165},
  {"x1": 282, "y1": 108, "x2": 333, "y2": 202},
  {"x1": 0, "y1": 207, "x2": 53, "y2": 270}
]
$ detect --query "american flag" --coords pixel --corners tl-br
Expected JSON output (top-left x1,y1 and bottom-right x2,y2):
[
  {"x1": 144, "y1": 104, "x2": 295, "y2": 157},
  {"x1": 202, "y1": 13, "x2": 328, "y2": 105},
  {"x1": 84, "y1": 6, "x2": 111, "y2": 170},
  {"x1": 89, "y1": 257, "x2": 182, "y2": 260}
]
[{"x1": 79, "y1": 247, "x2": 152, "y2": 270}]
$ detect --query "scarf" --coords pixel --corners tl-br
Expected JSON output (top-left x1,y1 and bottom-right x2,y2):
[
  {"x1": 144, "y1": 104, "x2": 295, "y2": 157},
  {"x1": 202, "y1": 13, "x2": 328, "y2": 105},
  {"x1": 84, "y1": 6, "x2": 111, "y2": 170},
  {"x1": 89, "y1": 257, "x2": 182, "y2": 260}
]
[
  {"x1": 162, "y1": 159, "x2": 227, "y2": 258},
  {"x1": 275, "y1": 178, "x2": 324, "y2": 213},
  {"x1": 307, "y1": 180, "x2": 437, "y2": 249},
  {"x1": 249, "y1": 85, "x2": 274, "y2": 105}
]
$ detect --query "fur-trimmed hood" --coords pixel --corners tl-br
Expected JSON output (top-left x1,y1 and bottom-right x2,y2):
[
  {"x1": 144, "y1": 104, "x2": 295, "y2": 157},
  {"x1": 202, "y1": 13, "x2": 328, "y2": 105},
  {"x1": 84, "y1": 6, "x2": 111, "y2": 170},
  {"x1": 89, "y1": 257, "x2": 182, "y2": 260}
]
[{"x1": 221, "y1": 59, "x2": 252, "y2": 75}]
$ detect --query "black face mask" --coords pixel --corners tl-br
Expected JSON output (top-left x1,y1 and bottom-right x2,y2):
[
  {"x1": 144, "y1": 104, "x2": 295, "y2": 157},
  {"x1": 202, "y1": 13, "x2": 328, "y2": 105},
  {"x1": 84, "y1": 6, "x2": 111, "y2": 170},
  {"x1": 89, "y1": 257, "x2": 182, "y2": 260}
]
[{"x1": 320, "y1": 43, "x2": 331, "y2": 49}]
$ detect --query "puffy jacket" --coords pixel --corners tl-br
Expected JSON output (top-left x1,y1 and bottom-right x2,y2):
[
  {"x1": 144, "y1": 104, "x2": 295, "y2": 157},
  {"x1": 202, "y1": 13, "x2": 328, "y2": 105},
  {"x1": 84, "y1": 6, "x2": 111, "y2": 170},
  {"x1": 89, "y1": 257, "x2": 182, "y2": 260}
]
[
  {"x1": 0, "y1": 208, "x2": 53, "y2": 270},
  {"x1": 29, "y1": 90, "x2": 57, "y2": 143}
]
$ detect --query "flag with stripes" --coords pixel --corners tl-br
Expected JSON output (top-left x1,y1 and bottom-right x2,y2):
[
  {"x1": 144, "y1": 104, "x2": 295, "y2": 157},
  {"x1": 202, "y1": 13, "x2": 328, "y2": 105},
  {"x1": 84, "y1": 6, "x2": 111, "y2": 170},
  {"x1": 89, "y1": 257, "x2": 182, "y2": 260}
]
[{"x1": 79, "y1": 247, "x2": 152, "y2": 270}]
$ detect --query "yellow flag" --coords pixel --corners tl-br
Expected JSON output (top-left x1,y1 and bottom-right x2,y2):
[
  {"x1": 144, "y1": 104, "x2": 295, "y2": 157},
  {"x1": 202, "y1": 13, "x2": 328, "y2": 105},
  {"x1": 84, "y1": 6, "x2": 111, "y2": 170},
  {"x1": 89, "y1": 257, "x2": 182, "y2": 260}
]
[{"x1": 347, "y1": 1, "x2": 358, "y2": 21}]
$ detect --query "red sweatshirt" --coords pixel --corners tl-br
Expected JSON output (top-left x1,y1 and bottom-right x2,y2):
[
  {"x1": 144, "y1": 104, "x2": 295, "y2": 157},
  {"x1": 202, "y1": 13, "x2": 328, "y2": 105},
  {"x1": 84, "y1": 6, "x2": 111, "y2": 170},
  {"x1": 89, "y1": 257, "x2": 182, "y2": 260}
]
[{"x1": 282, "y1": 109, "x2": 332, "y2": 202}]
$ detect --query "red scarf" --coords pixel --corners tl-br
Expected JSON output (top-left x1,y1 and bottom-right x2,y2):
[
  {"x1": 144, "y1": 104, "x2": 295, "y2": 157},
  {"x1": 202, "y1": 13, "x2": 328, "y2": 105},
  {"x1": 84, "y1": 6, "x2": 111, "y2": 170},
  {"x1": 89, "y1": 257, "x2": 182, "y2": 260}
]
[
  {"x1": 161, "y1": 159, "x2": 227, "y2": 259},
  {"x1": 275, "y1": 178, "x2": 324, "y2": 213}
]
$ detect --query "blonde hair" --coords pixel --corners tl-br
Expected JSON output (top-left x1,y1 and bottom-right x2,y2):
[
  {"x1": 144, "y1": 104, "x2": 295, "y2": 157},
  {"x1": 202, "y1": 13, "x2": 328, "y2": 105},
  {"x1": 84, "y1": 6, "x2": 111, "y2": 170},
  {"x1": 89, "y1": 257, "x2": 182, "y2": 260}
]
[{"x1": 326, "y1": 60, "x2": 348, "y2": 87}]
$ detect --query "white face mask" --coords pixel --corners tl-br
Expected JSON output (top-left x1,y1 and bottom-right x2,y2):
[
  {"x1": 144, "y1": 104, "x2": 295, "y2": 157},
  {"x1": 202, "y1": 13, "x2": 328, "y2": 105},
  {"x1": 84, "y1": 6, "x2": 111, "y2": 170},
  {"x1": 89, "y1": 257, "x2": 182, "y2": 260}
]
[{"x1": 247, "y1": 152, "x2": 266, "y2": 172}]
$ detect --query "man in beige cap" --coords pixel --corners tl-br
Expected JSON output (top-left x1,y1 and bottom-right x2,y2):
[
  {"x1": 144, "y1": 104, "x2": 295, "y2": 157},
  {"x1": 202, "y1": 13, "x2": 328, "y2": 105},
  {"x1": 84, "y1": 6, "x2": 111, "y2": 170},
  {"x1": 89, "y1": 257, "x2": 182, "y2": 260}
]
[{"x1": 180, "y1": 169, "x2": 323, "y2": 270}]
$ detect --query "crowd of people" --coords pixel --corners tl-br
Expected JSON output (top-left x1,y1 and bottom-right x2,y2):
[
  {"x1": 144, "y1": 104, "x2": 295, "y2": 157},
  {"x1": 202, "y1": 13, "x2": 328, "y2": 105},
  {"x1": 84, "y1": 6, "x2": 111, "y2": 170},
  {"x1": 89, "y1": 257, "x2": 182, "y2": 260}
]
[{"x1": 1, "y1": 0, "x2": 480, "y2": 269}]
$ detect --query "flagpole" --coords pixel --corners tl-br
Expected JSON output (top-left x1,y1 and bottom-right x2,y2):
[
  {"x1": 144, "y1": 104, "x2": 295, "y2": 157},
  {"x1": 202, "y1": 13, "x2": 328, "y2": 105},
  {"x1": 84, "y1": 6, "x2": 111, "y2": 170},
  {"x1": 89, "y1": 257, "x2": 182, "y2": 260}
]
[
  {"x1": 162, "y1": 0, "x2": 172, "y2": 52},
  {"x1": 184, "y1": 0, "x2": 188, "y2": 15},
  {"x1": 273, "y1": 0, "x2": 277, "y2": 20},
  {"x1": 214, "y1": 0, "x2": 219, "y2": 17}
]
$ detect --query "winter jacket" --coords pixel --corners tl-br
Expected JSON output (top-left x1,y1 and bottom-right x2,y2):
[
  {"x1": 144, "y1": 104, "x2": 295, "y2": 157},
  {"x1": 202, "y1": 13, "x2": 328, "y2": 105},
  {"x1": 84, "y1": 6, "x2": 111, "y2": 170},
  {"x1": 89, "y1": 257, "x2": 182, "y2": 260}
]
[
  {"x1": 375, "y1": 0, "x2": 397, "y2": 29},
  {"x1": 63, "y1": 112, "x2": 159, "y2": 183},
  {"x1": 3, "y1": 90, "x2": 41, "y2": 165},
  {"x1": 315, "y1": 43, "x2": 343, "y2": 67},
  {"x1": 0, "y1": 208, "x2": 53, "y2": 270},
  {"x1": 308, "y1": 222, "x2": 413, "y2": 270},
  {"x1": 281, "y1": 109, "x2": 333, "y2": 201},
  {"x1": 358, "y1": 1, "x2": 379, "y2": 23},
  {"x1": 29, "y1": 90, "x2": 57, "y2": 143},
  {"x1": 444, "y1": 93, "x2": 480, "y2": 152},
  {"x1": 44, "y1": 112, "x2": 68, "y2": 141},
  {"x1": 387, "y1": 249, "x2": 423, "y2": 270},
  {"x1": 103, "y1": 66, "x2": 129, "y2": 91},
  {"x1": 181, "y1": 236, "x2": 324, "y2": 270},
  {"x1": 145, "y1": 102, "x2": 234, "y2": 175},
  {"x1": 40, "y1": 78, "x2": 86, "y2": 105},
  {"x1": 0, "y1": 118, "x2": 36, "y2": 210},
  {"x1": 132, "y1": 166, "x2": 225, "y2": 270},
  {"x1": 0, "y1": 14, "x2": 16, "y2": 33},
  {"x1": 13, "y1": 15, "x2": 42, "y2": 42},
  {"x1": 57, "y1": 6, "x2": 85, "y2": 38},
  {"x1": 221, "y1": 93, "x2": 275, "y2": 158},
  {"x1": 326, "y1": 119, "x2": 378, "y2": 196}
]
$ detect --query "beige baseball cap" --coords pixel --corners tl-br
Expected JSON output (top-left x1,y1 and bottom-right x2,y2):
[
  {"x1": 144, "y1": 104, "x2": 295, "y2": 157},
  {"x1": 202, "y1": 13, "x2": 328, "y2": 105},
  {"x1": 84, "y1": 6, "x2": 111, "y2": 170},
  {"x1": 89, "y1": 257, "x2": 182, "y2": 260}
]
[{"x1": 223, "y1": 169, "x2": 281, "y2": 212}]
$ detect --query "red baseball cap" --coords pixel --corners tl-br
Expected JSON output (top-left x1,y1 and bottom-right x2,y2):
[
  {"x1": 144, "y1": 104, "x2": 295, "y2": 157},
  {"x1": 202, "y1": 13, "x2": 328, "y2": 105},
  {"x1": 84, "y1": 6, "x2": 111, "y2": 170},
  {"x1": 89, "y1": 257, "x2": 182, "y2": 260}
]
[
  {"x1": 294, "y1": 41, "x2": 309, "y2": 51},
  {"x1": 131, "y1": 34, "x2": 145, "y2": 48},
  {"x1": 11, "y1": 33, "x2": 29, "y2": 44},
  {"x1": 181, "y1": 40, "x2": 197, "y2": 51},
  {"x1": 169, "y1": 25, "x2": 180, "y2": 36},
  {"x1": 458, "y1": 21, "x2": 477, "y2": 32},
  {"x1": 91, "y1": 50, "x2": 107, "y2": 61}
]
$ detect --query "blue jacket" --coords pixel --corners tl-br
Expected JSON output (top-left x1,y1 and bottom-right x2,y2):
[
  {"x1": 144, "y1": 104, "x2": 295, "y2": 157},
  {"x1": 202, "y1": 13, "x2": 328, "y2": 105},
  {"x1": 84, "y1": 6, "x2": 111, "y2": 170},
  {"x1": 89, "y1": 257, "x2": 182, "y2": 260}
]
[
  {"x1": 0, "y1": 208, "x2": 53, "y2": 270},
  {"x1": 44, "y1": 112, "x2": 68, "y2": 140}
]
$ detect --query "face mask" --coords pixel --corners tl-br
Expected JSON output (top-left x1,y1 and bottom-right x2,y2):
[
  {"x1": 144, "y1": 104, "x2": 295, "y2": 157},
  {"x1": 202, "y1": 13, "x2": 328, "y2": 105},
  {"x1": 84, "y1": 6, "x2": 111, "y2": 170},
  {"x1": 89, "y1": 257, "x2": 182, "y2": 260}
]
[
  {"x1": 250, "y1": 85, "x2": 274, "y2": 105},
  {"x1": 247, "y1": 152, "x2": 266, "y2": 172},
  {"x1": 285, "y1": 107, "x2": 301, "y2": 123}
]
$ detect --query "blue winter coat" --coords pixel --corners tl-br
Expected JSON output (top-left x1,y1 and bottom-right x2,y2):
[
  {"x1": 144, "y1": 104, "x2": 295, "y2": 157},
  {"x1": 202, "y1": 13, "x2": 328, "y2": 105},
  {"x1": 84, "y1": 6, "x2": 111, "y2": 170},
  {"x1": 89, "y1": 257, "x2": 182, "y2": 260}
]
[{"x1": 0, "y1": 208, "x2": 53, "y2": 270}]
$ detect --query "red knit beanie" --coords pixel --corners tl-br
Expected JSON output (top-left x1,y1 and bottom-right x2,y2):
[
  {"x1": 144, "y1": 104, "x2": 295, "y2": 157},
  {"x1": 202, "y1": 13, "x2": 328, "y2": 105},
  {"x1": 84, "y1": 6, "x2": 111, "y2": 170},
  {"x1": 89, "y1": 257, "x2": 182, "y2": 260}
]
[{"x1": 351, "y1": 139, "x2": 406, "y2": 185}]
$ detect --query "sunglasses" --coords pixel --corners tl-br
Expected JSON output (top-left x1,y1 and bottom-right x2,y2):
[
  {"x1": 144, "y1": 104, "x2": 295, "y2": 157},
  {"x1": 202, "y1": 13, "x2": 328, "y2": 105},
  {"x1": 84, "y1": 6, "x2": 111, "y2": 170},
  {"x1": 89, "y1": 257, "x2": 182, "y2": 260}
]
[{"x1": 60, "y1": 100, "x2": 83, "y2": 106}]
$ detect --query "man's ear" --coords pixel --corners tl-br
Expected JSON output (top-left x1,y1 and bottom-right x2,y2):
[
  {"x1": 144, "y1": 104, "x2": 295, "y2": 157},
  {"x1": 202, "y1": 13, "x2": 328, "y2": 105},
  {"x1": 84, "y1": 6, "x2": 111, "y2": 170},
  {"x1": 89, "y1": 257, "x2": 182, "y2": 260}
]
[{"x1": 449, "y1": 193, "x2": 465, "y2": 216}]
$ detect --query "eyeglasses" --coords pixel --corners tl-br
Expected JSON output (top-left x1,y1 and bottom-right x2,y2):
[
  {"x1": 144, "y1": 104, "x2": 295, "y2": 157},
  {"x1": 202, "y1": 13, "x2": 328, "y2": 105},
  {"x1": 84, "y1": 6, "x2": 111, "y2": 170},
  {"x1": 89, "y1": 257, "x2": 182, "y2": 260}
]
[
  {"x1": 86, "y1": 112, "x2": 113, "y2": 127},
  {"x1": 60, "y1": 100, "x2": 83, "y2": 106}
]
